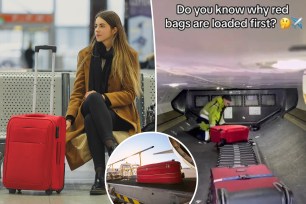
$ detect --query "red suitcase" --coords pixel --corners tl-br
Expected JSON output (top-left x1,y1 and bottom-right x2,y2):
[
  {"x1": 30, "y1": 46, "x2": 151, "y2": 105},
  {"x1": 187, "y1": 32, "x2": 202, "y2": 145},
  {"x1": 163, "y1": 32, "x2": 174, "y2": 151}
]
[
  {"x1": 3, "y1": 46, "x2": 66, "y2": 195},
  {"x1": 210, "y1": 164, "x2": 293, "y2": 204},
  {"x1": 210, "y1": 125, "x2": 249, "y2": 144},
  {"x1": 137, "y1": 160, "x2": 182, "y2": 184}
]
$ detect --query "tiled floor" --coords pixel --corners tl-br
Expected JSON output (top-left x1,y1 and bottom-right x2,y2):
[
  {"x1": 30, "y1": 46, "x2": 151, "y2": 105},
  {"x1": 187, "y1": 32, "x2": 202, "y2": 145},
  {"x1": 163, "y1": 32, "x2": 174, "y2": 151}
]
[{"x1": 0, "y1": 159, "x2": 112, "y2": 204}]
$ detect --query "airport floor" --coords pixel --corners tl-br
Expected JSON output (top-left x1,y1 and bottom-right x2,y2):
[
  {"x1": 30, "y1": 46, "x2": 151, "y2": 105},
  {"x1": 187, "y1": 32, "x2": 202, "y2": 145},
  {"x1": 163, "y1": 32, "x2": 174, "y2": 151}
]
[
  {"x1": 163, "y1": 116, "x2": 306, "y2": 204},
  {"x1": 0, "y1": 159, "x2": 112, "y2": 204}
]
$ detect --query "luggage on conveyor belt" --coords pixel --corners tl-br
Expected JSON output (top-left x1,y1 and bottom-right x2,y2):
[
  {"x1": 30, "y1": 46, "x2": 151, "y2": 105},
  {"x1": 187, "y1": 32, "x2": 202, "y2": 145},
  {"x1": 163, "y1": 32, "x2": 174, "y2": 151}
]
[
  {"x1": 137, "y1": 160, "x2": 183, "y2": 184},
  {"x1": 210, "y1": 125, "x2": 249, "y2": 146},
  {"x1": 209, "y1": 164, "x2": 293, "y2": 204}
]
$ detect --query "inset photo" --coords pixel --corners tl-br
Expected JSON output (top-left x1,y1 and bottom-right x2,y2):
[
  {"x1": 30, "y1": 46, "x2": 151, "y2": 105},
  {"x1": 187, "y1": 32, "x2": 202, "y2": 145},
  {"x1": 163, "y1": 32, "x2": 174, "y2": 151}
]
[{"x1": 105, "y1": 132, "x2": 198, "y2": 204}]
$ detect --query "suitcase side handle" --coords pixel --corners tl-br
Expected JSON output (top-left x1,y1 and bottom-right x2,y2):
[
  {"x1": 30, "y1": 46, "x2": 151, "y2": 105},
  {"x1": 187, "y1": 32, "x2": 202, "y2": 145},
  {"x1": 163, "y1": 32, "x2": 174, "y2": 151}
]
[
  {"x1": 35, "y1": 45, "x2": 56, "y2": 53},
  {"x1": 214, "y1": 173, "x2": 274, "y2": 183}
]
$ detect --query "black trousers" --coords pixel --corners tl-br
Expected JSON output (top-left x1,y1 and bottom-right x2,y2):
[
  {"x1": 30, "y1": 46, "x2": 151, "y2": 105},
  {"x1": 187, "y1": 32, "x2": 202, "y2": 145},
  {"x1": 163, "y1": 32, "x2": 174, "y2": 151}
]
[
  {"x1": 196, "y1": 117, "x2": 209, "y2": 124},
  {"x1": 81, "y1": 93, "x2": 131, "y2": 170}
]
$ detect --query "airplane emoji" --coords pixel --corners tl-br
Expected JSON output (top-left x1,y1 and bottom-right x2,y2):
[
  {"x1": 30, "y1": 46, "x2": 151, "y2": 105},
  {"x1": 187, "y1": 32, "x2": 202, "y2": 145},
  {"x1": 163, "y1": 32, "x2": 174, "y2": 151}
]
[{"x1": 291, "y1": 17, "x2": 303, "y2": 29}]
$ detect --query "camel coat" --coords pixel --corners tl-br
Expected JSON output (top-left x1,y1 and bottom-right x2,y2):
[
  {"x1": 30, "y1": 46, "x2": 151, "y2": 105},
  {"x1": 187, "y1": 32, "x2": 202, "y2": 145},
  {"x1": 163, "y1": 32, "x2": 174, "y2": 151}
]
[{"x1": 66, "y1": 46, "x2": 141, "y2": 169}]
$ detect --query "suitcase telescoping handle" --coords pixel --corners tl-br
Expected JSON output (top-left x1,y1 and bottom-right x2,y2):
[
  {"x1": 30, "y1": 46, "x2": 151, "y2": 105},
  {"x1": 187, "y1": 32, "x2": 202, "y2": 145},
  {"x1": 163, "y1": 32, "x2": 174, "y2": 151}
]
[
  {"x1": 34, "y1": 45, "x2": 57, "y2": 53},
  {"x1": 33, "y1": 45, "x2": 57, "y2": 115}
]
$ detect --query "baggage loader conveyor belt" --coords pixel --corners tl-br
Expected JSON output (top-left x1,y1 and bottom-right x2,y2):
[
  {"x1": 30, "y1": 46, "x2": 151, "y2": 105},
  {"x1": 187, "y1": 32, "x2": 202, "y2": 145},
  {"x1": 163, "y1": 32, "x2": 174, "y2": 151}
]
[
  {"x1": 108, "y1": 178, "x2": 196, "y2": 204},
  {"x1": 107, "y1": 177, "x2": 196, "y2": 193},
  {"x1": 217, "y1": 141, "x2": 261, "y2": 168}
]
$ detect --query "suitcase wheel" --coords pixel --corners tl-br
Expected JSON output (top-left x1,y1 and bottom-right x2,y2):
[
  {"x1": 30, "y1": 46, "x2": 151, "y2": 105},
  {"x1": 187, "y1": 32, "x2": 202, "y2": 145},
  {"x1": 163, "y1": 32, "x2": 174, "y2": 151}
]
[
  {"x1": 45, "y1": 189, "x2": 52, "y2": 195},
  {"x1": 56, "y1": 189, "x2": 62, "y2": 194},
  {"x1": 8, "y1": 188, "x2": 16, "y2": 194},
  {"x1": 217, "y1": 139, "x2": 226, "y2": 148}
]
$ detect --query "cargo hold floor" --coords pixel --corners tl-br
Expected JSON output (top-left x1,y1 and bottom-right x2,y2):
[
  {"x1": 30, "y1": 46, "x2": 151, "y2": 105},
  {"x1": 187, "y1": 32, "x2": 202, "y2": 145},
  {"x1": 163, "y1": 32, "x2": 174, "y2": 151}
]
[{"x1": 162, "y1": 117, "x2": 306, "y2": 204}]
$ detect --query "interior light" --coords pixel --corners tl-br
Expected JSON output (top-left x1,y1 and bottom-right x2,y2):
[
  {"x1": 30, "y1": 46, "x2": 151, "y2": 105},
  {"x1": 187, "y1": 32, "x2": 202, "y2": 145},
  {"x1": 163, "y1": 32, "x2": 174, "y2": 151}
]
[
  {"x1": 165, "y1": 83, "x2": 188, "y2": 88},
  {"x1": 272, "y1": 59, "x2": 306, "y2": 70}
]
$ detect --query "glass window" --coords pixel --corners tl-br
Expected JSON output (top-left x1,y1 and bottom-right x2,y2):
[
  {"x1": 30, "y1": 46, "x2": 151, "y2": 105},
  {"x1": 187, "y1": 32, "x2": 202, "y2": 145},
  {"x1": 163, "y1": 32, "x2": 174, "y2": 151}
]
[
  {"x1": 107, "y1": 0, "x2": 125, "y2": 23},
  {"x1": 195, "y1": 96, "x2": 209, "y2": 108},
  {"x1": 245, "y1": 95, "x2": 259, "y2": 106},
  {"x1": 55, "y1": 27, "x2": 89, "y2": 71},
  {"x1": 261, "y1": 94, "x2": 276, "y2": 106},
  {"x1": 230, "y1": 95, "x2": 242, "y2": 106},
  {"x1": 2, "y1": 0, "x2": 53, "y2": 13},
  {"x1": 0, "y1": 29, "x2": 23, "y2": 68},
  {"x1": 55, "y1": 0, "x2": 89, "y2": 26}
]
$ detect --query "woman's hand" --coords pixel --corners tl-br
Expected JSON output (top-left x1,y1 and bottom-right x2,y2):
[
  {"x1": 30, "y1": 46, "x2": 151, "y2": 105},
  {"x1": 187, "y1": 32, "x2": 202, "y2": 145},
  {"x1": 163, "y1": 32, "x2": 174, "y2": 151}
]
[
  {"x1": 66, "y1": 120, "x2": 71, "y2": 130},
  {"x1": 84, "y1": 90, "x2": 96, "y2": 99}
]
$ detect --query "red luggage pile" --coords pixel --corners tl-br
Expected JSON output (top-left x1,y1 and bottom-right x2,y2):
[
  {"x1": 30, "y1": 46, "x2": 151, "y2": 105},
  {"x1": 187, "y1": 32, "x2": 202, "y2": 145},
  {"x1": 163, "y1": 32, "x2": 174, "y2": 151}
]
[
  {"x1": 2, "y1": 46, "x2": 66, "y2": 195},
  {"x1": 137, "y1": 160, "x2": 182, "y2": 184},
  {"x1": 207, "y1": 124, "x2": 293, "y2": 203}
]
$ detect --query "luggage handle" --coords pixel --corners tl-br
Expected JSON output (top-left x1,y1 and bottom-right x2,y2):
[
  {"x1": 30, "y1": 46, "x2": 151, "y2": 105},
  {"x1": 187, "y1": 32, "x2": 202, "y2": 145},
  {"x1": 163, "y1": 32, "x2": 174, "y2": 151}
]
[
  {"x1": 214, "y1": 173, "x2": 274, "y2": 183},
  {"x1": 33, "y1": 45, "x2": 57, "y2": 115},
  {"x1": 274, "y1": 182, "x2": 293, "y2": 204},
  {"x1": 24, "y1": 113, "x2": 46, "y2": 118},
  {"x1": 35, "y1": 45, "x2": 57, "y2": 53}
]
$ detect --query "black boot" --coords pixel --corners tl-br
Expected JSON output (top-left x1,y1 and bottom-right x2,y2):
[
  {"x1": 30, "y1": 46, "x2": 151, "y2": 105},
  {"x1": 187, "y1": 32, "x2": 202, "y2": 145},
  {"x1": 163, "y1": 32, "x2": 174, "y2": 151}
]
[
  {"x1": 90, "y1": 167, "x2": 106, "y2": 195},
  {"x1": 105, "y1": 139, "x2": 117, "y2": 157},
  {"x1": 107, "y1": 143, "x2": 117, "y2": 157}
]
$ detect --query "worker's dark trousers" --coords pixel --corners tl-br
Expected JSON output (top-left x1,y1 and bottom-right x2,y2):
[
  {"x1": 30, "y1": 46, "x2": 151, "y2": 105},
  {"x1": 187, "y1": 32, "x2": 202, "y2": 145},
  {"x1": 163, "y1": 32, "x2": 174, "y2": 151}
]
[
  {"x1": 196, "y1": 117, "x2": 210, "y2": 141},
  {"x1": 81, "y1": 93, "x2": 131, "y2": 170}
]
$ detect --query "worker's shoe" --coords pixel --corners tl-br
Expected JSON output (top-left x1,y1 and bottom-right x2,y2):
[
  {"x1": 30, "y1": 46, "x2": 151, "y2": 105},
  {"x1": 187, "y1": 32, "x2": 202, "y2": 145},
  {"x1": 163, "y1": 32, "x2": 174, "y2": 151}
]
[
  {"x1": 90, "y1": 168, "x2": 106, "y2": 195},
  {"x1": 204, "y1": 140, "x2": 211, "y2": 144}
]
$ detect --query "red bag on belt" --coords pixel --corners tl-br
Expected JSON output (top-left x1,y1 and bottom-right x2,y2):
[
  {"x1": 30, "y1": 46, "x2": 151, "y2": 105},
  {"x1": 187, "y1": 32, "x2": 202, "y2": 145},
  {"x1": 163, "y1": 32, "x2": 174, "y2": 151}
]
[
  {"x1": 210, "y1": 125, "x2": 249, "y2": 144},
  {"x1": 137, "y1": 160, "x2": 182, "y2": 184}
]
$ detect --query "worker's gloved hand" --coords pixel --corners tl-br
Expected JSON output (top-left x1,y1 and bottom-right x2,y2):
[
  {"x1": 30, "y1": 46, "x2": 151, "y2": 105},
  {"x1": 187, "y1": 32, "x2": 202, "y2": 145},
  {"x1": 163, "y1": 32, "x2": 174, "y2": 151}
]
[{"x1": 199, "y1": 122, "x2": 209, "y2": 131}]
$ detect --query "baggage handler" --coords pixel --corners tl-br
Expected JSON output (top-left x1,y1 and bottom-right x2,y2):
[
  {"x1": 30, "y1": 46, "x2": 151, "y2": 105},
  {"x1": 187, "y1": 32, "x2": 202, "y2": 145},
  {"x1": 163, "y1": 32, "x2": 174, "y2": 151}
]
[
  {"x1": 197, "y1": 95, "x2": 231, "y2": 142},
  {"x1": 65, "y1": 10, "x2": 141, "y2": 195}
]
